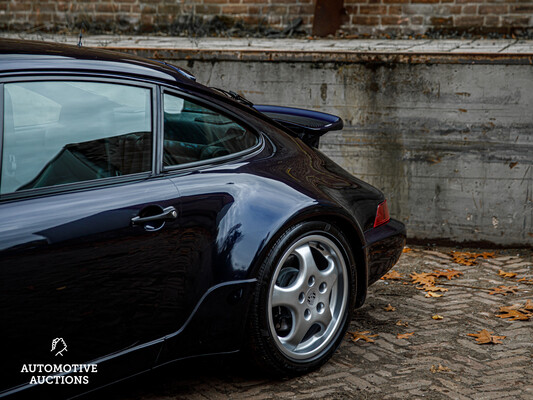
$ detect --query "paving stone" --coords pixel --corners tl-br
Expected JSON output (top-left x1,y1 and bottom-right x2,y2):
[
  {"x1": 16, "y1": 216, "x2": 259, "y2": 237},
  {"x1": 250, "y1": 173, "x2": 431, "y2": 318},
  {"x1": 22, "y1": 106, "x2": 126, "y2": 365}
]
[{"x1": 100, "y1": 245, "x2": 532, "y2": 400}]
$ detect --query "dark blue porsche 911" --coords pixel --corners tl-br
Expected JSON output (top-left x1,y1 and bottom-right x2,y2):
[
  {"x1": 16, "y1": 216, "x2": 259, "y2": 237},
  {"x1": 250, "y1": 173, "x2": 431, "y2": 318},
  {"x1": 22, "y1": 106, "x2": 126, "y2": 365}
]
[{"x1": 0, "y1": 39, "x2": 405, "y2": 398}]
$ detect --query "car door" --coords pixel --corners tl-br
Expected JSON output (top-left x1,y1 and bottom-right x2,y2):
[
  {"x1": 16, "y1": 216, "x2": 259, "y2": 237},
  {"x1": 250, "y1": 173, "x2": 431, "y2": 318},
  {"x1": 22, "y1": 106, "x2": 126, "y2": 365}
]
[{"x1": 0, "y1": 79, "x2": 184, "y2": 393}]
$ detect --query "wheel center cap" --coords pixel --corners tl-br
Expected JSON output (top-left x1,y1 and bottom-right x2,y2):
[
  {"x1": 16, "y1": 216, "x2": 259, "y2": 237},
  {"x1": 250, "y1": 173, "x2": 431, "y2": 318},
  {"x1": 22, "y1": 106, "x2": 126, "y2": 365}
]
[{"x1": 306, "y1": 289, "x2": 317, "y2": 306}]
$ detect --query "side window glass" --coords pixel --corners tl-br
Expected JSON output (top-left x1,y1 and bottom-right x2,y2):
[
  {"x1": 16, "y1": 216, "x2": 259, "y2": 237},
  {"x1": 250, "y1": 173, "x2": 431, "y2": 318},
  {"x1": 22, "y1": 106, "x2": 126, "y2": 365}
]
[
  {"x1": 163, "y1": 93, "x2": 258, "y2": 166},
  {"x1": 1, "y1": 81, "x2": 152, "y2": 194}
]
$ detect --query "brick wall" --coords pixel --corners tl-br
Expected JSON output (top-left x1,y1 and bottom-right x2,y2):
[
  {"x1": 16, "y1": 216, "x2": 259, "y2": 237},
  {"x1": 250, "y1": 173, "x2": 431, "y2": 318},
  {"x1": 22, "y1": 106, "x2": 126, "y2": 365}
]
[{"x1": 0, "y1": 0, "x2": 531, "y2": 37}]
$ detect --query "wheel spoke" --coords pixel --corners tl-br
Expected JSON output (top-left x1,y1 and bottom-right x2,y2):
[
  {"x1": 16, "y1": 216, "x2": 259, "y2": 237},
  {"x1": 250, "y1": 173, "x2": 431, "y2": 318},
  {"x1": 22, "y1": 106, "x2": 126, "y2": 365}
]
[
  {"x1": 294, "y1": 243, "x2": 319, "y2": 278},
  {"x1": 282, "y1": 310, "x2": 313, "y2": 349},
  {"x1": 315, "y1": 305, "x2": 333, "y2": 328},
  {"x1": 272, "y1": 284, "x2": 300, "y2": 308},
  {"x1": 318, "y1": 256, "x2": 338, "y2": 288}
]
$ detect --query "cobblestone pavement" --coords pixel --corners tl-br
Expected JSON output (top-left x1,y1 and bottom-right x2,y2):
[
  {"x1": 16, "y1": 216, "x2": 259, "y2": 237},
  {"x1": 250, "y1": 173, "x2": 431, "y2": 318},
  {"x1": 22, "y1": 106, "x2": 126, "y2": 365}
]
[{"x1": 101, "y1": 245, "x2": 533, "y2": 400}]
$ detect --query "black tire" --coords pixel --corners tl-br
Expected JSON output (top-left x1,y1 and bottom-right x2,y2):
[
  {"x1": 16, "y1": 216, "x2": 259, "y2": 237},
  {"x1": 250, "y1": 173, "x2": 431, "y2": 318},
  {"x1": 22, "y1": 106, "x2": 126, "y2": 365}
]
[{"x1": 246, "y1": 221, "x2": 356, "y2": 376}]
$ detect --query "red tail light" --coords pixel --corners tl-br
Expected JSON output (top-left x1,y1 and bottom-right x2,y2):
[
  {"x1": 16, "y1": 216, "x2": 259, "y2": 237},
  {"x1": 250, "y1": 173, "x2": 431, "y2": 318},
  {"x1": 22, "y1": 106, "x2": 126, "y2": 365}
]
[{"x1": 373, "y1": 200, "x2": 390, "y2": 228}]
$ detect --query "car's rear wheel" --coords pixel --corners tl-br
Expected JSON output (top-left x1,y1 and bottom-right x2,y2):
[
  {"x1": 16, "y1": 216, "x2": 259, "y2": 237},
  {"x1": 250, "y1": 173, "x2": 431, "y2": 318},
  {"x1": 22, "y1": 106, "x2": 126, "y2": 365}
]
[{"x1": 247, "y1": 221, "x2": 356, "y2": 375}]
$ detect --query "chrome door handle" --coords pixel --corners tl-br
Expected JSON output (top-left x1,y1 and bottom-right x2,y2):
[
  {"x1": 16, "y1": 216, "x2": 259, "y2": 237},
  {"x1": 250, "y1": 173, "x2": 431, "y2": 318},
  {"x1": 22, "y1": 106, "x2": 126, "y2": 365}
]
[{"x1": 131, "y1": 206, "x2": 178, "y2": 225}]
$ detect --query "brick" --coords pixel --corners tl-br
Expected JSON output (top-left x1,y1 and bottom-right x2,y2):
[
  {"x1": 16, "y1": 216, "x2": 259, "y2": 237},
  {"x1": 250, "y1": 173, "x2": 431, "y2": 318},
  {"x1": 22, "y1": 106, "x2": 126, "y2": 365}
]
[
  {"x1": 96, "y1": 4, "x2": 118, "y2": 13},
  {"x1": 352, "y1": 15, "x2": 379, "y2": 24},
  {"x1": 484, "y1": 16, "x2": 501, "y2": 27},
  {"x1": 411, "y1": 0, "x2": 439, "y2": 3},
  {"x1": 359, "y1": 5, "x2": 387, "y2": 14},
  {"x1": 141, "y1": 5, "x2": 157, "y2": 14},
  {"x1": 387, "y1": 5, "x2": 402, "y2": 15},
  {"x1": 263, "y1": 5, "x2": 287, "y2": 14},
  {"x1": 9, "y1": 3, "x2": 32, "y2": 12},
  {"x1": 430, "y1": 16, "x2": 453, "y2": 26},
  {"x1": 510, "y1": 4, "x2": 533, "y2": 12},
  {"x1": 479, "y1": 5, "x2": 508, "y2": 14},
  {"x1": 382, "y1": 0, "x2": 409, "y2": 3},
  {"x1": 196, "y1": 5, "x2": 222, "y2": 14},
  {"x1": 502, "y1": 16, "x2": 530, "y2": 26},
  {"x1": 382, "y1": 16, "x2": 409, "y2": 25},
  {"x1": 247, "y1": 5, "x2": 261, "y2": 15},
  {"x1": 454, "y1": 15, "x2": 484, "y2": 26},
  {"x1": 288, "y1": 5, "x2": 314, "y2": 14},
  {"x1": 462, "y1": 5, "x2": 477, "y2": 14}
]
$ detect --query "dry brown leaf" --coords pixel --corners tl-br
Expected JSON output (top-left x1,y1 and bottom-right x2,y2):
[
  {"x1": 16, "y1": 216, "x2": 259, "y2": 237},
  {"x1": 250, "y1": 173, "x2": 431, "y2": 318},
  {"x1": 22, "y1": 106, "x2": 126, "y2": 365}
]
[
  {"x1": 396, "y1": 320, "x2": 409, "y2": 327},
  {"x1": 431, "y1": 269, "x2": 463, "y2": 280},
  {"x1": 430, "y1": 364, "x2": 451, "y2": 373},
  {"x1": 467, "y1": 329, "x2": 505, "y2": 344},
  {"x1": 523, "y1": 299, "x2": 533, "y2": 311},
  {"x1": 402, "y1": 247, "x2": 412, "y2": 253},
  {"x1": 410, "y1": 272, "x2": 436, "y2": 286},
  {"x1": 381, "y1": 271, "x2": 402, "y2": 280},
  {"x1": 432, "y1": 315, "x2": 444, "y2": 320},
  {"x1": 450, "y1": 251, "x2": 494, "y2": 266},
  {"x1": 417, "y1": 285, "x2": 448, "y2": 292},
  {"x1": 348, "y1": 331, "x2": 378, "y2": 343},
  {"x1": 496, "y1": 309, "x2": 531, "y2": 321},
  {"x1": 425, "y1": 292, "x2": 443, "y2": 298},
  {"x1": 384, "y1": 304, "x2": 396, "y2": 312},
  {"x1": 397, "y1": 332, "x2": 414, "y2": 340},
  {"x1": 489, "y1": 285, "x2": 519, "y2": 295},
  {"x1": 498, "y1": 270, "x2": 517, "y2": 279}
]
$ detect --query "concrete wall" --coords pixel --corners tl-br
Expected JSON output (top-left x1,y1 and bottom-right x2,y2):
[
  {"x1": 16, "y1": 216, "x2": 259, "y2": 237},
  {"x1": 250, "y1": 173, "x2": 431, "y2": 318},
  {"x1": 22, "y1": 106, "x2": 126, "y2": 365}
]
[{"x1": 161, "y1": 58, "x2": 532, "y2": 246}]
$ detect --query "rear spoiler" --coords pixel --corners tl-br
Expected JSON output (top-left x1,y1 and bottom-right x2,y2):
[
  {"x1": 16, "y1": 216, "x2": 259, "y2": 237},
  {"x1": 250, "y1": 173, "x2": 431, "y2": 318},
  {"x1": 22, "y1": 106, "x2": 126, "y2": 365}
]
[{"x1": 253, "y1": 105, "x2": 343, "y2": 148}]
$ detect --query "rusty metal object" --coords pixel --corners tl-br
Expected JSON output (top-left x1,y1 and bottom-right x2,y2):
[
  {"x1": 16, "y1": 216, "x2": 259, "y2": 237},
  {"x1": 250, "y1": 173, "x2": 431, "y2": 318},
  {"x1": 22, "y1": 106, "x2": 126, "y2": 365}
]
[
  {"x1": 312, "y1": 0, "x2": 345, "y2": 37},
  {"x1": 107, "y1": 47, "x2": 533, "y2": 66}
]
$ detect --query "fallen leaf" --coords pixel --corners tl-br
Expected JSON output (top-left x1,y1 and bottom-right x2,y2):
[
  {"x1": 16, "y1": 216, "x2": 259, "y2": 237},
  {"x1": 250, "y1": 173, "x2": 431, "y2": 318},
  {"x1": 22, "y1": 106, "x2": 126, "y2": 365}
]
[
  {"x1": 384, "y1": 304, "x2": 396, "y2": 312},
  {"x1": 489, "y1": 286, "x2": 519, "y2": 295},
  {"x1": 432, "y1": 315, "x2": 444, "y2": 320},
  {"x1": 523, "y1": 299, "x2": 533, "y2": 311},
  {"x1": 402, "y1": 247, "x2": 412, "y2": 253},
  {"x1": 396, "y1": 320, "x2": 409, "y2": 327},
  {"x1": 381, "y1": 271, "x2": 402, "y2": 280},
  {"x1": 467, "y1": 329, "x2": 505, "y2": 344},
  {"x1": 450, "y1": 251, "x2": 494, "y2": 266},
  {"x1": 496, "y1": 308, "x2": 531, "y2": 321},
  {"x1": 348, "y1": 331, "x2": 378, "y2": 343},
  {"x1": 417, "y1": 285, "x2": 448, "y2": 292},
  {"x1": 397, "y1": 332, "x2": 414, "y2": 340},
  {"x1": 425, "y1": 292, "x2": 443, "y2": 298},
  {"x1": 498, "y1": 270, "x2": 517, "y2": 279},
  {"x1": 410, "y1": 272, "x2": 436, "y2": 286},
  {"x1": 431, "y1": 269, "x2": 463, "y2": 280},
  {"x1": 430, "y1": 364, "x2": 451, "y2": 373}
]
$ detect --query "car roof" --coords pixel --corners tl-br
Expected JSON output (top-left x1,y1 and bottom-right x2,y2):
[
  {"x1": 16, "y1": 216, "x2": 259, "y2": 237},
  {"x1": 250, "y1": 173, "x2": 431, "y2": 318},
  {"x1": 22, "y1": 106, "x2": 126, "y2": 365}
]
[{"x1": 0, "y1": 38, "x2": 197, "y2": 85}]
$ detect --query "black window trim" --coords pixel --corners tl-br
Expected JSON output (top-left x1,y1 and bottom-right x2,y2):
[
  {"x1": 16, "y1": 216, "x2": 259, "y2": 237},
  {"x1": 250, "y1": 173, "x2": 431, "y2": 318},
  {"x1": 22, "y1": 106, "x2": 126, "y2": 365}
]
[
  {"x1": 0, "y1": 75, "x2": 159, "y2": 202},
  {"x1": 160, "y1": 86, "x2": 265, "y2": 173}
]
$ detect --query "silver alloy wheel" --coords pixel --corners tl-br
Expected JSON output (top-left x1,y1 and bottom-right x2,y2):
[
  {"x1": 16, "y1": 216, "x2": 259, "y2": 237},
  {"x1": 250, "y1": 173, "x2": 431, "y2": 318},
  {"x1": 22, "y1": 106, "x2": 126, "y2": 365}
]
[{"x1": 267, "y1": 234, "x2": 349, "y2": 360}]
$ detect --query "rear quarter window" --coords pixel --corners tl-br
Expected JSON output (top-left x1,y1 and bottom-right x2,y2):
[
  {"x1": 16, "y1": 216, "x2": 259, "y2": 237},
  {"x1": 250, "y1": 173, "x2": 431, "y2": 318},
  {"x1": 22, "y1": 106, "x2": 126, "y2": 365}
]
[{"x1": 163, "y1": 93, "x2": 258, "y2": 167}]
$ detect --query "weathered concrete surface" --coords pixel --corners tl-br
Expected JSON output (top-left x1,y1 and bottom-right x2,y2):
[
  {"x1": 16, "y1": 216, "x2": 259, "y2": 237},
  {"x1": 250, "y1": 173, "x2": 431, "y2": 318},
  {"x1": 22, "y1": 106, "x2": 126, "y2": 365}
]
[
  {"x1": 2, "y1": 34, "x2": 532, "y2": 246},
  {"x1": 175, "y1": 60, "x2": 533, "y2": 246}
]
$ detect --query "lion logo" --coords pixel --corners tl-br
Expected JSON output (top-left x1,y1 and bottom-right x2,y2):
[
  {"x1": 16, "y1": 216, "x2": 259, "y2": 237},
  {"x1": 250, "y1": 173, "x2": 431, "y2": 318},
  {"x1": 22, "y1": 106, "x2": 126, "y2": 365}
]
[{"x1": 51, "y1": 338, "x2": 68, "y2": 356}]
